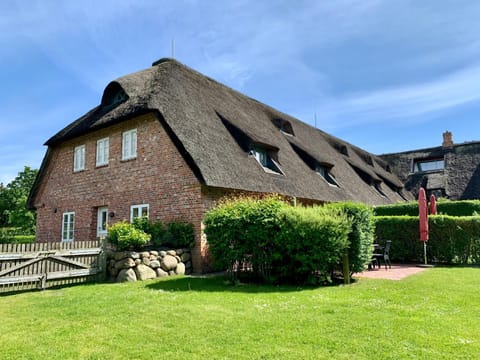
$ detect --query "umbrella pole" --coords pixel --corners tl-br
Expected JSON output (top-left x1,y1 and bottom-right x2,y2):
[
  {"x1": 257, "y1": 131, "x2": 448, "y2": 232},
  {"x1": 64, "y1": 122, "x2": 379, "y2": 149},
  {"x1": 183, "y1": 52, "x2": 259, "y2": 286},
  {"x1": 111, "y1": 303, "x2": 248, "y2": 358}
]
[{"x1": 423, "y1": 242, "x2": 427, "y2": 265}]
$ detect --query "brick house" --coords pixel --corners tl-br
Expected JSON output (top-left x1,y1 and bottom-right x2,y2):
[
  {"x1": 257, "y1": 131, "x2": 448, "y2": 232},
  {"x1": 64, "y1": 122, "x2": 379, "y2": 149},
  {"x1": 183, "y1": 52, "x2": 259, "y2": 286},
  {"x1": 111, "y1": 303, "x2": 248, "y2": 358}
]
[
  {"x1": 380, "y1": 131, "x2": 480, "y2": 200},
  {"x1": 28, "y1": 58, "x2": 411, "y2": 272}
]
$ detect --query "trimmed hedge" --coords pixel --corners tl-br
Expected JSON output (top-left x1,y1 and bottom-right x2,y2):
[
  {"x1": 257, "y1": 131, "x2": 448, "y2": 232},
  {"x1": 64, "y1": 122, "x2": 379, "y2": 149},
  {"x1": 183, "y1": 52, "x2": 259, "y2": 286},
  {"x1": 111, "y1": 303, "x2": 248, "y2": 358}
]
[
  {"x1": 325, "y1": 202, "x2": 375, "y2": 274},
  {"x1": 0, "y1": 227, "x2": 35, "y2": 244},
  {"x1": 374, "y1": 200, "x2": 480, "y2": 217},
  {"x1": 375, "y1": 215, "x2": 480, "y2": 264},
  {"x1": 204, "y1": 196, "x2": 374, "y2": 285}
]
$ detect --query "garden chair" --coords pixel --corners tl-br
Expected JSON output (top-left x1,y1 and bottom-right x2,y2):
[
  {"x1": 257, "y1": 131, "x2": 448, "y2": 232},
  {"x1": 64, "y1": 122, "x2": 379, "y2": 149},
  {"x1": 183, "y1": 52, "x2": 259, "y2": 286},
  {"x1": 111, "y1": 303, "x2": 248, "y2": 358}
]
[{"x1": 372, "y1": 240, "x2": 392, "y2": 270}]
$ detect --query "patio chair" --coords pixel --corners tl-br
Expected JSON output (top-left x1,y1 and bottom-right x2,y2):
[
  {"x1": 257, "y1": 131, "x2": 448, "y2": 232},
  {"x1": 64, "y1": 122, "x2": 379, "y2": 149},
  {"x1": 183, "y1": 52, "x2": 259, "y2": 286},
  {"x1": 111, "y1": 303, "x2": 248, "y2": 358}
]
[{"x1": 372, "y1": 240, "x2": 392, "y2": 270}]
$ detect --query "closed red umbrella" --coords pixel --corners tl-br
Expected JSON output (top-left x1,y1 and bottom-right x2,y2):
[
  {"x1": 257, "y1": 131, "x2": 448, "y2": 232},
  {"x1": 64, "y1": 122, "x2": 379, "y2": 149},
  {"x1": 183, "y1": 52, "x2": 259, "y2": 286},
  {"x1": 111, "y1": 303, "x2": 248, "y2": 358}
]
[
  {"x1": 418, "y1": 187, "x2": 429, "y2": 264},
  {"x1": 429, "y1": 194, "x2": 437, "y2": 215}
]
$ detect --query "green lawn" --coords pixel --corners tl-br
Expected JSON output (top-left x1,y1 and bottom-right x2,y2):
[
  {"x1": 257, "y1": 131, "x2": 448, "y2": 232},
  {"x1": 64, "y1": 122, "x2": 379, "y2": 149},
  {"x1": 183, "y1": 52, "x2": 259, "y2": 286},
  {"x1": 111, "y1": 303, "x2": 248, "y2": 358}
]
[{"x1": 1, "y1": 267, "x2": 479, "y2": 359}]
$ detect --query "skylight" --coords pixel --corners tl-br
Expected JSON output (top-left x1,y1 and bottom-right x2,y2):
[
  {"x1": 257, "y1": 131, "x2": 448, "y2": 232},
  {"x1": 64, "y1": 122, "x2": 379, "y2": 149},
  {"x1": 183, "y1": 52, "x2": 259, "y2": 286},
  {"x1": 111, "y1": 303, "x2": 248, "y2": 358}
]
[{"x1": 271, "y1": 118, "x2": 295, "y2": 136}]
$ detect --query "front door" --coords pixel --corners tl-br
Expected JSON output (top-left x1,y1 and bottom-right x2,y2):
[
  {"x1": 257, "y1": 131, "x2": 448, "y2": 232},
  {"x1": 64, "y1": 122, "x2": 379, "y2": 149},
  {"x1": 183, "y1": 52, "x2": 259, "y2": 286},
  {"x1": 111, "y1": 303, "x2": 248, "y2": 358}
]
[{"x1": 97, "y1": 207, "x2": 108, "y2": 238}]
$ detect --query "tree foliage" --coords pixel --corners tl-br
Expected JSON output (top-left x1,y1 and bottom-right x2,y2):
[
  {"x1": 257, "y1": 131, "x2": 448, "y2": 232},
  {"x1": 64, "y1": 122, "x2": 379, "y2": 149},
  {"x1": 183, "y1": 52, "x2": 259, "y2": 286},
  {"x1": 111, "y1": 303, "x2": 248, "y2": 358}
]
[{"x1": 0, "y1": 166, "x2": 38, "y2": 233}]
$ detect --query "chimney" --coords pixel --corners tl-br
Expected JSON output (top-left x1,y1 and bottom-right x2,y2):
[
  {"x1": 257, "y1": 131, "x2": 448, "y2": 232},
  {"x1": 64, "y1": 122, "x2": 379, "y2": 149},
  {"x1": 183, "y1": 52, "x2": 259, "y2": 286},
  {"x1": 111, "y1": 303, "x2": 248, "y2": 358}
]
[{"x1": 442, "y1": 131, "x2": 453, "y2": 149}]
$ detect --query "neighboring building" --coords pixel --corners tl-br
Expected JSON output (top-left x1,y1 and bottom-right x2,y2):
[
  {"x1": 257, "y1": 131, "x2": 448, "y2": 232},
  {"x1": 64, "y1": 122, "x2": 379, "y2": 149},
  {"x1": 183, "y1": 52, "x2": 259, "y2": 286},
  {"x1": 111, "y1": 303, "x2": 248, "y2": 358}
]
[
  {"x1": 28, "y1": 58, "x2": 411, "y2": 272},
  {"x1": 380, "y1": 131, "x2": 480, "y2": 200}
]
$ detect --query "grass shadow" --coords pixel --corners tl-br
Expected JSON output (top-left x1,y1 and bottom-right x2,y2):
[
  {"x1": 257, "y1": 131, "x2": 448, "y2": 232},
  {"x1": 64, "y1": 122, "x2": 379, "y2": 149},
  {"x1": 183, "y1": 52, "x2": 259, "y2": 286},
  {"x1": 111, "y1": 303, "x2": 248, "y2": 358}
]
[{"x1": 144, "y1": 273, "x2": 348, "y2": 294}]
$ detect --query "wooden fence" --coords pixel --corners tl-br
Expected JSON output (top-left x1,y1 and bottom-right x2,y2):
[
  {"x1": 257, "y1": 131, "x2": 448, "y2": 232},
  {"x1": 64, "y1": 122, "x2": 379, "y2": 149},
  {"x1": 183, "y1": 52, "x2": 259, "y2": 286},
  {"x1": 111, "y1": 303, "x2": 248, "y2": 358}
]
[{"x1": 0, "y1": 240, "x2": 105, "y2": 293}]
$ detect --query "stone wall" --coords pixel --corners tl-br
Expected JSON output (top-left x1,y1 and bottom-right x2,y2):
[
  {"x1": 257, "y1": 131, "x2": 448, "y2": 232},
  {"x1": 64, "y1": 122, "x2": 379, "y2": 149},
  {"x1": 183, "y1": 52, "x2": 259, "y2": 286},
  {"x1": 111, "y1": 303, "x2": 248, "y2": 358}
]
[{"x1": 107, "y1": 248, "x2": 192, "y2": 282}]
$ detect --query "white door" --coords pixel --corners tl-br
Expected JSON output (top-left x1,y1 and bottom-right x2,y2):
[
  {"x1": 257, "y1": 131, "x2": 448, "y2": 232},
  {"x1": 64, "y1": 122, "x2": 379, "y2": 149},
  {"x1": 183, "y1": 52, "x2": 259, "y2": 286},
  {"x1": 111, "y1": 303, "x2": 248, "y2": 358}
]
[{"x1": 97, "y1": 207, "x2": 108, "y2": 238}]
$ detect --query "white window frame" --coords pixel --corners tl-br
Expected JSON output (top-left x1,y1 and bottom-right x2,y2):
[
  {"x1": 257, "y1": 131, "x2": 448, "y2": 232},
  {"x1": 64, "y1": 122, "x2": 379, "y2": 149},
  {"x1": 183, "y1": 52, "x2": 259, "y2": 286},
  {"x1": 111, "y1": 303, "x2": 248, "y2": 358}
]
[
  {"x1": 73, "y1": 145, "x2": 86, "y2": 172},
  {"x1": 97, "y1": 207, "x2": 108, "y2": 238},
  {"x1": 130, "y1": 204, "x2": 149, "y2": 222},
  {"x1": 96, "y1": 137, "x2": 109, "y2": 166},
  {"x1": 315, "y1": 165, "x2": 339, "y2": 187},
  {"x1": 122, "y1": 129, "x2": 137, "y2": 160},
  {"x1": 62, "y1": 212, "x2": 75, "y2": 242},
  {"x1": 251, "y1": 146, "x2": 283, "y2": 175}
]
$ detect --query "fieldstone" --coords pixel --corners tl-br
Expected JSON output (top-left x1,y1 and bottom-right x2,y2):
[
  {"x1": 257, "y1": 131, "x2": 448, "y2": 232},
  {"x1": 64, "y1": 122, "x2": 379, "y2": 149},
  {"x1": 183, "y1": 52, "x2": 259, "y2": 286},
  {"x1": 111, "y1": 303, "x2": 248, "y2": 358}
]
[
  {"x1": 168, "y1": 270, "x2": 175, "y2": 276},
  {"x1": 185, "y1": 261, "x2": 192, "y2": 269},
  {"x1": 161, "y1": 255, "x2": 178, "y2": 271},
  {"x1": 117, "y1": 268, "x2": 137, "y2": 282},
  {"x1": 114, "y1": 251, "x2": 129, "y2": 261},
  {"x1": 159, "y1": 250, "x2": 167, "y2": 257},
  {"x1": 149, "y1": 254, "x2": 158, "y2": 261},
  {"x1": 150, "y1": 250, "x2": 159, "y2": 256},
  {"x1": 156, "y1": 268, "x2": 169, "y2": 277},
  {"x1": 181, "y1": 253, "x2": 191, "y2": 262},
  {"x1": 127, "y1": 251, "x2": 140, "y2": 260},
  {"x1": 150, "y1": 260, "x2": 161, "y2": 269},
  {"x1": 142, "y1": 257, "x2": 151, "y2": 266},
  {"x1": 175, "y1": 255, "x2": 182, "y2": 263},
  {"x1": 115, "y1": 257, "x2": 136, "y2": 270},
  {"x1": 175, "y1": 262, "x2": 186, "y2": 275},
  {"x1": 108, "y1": 266, "x2": 119, "y2": 277},
  {"x1": 176, "y1": 249, "x2": 184, "y2": 256},
  {"x1": 166, "y1": 250, "x2": 177, "y2": 256},
  {"x1": 135, "y1": 259, "x2": 142, "y2": 266},
  {"x1": 140, "y1": 251, "x2": 150, "y2": 258},
  {"x1": 185, "y1": 267, "x2": 192, "y2": 275},
  {"x1": 135, "y1": 264, "x2": 157, "y2": 281}
]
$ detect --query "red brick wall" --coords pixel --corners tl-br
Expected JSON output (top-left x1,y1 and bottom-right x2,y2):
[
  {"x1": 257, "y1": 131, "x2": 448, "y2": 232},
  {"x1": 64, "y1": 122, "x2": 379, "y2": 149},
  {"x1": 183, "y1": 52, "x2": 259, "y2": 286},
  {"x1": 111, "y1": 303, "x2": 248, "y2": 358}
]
[{"x1": 32, "y1": 113, "x2": 207, "y2": 271}]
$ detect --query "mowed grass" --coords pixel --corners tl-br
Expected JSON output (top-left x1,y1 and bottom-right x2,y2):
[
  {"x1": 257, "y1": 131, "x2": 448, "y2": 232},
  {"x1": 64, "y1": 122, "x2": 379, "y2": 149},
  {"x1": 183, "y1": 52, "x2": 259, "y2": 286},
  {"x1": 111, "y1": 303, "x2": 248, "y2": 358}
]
[{"x1": 0, "y1": 267, "x2": 479, "y2": 359}]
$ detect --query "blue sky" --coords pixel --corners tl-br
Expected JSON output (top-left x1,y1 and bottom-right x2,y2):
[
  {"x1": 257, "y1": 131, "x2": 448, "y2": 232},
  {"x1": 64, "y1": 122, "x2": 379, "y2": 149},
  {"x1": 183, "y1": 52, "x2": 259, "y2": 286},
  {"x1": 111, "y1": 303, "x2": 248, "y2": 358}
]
[{"x1": 1, "y1": 0, "x2": 480, "y2": 184}]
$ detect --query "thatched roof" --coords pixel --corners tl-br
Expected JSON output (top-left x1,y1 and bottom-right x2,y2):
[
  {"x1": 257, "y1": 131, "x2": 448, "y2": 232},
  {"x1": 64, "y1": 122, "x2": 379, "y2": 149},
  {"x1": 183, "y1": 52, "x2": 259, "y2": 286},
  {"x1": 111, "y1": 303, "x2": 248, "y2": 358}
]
[{"x1": 37, "y1": 58, "x2": 412, "y2": 206}]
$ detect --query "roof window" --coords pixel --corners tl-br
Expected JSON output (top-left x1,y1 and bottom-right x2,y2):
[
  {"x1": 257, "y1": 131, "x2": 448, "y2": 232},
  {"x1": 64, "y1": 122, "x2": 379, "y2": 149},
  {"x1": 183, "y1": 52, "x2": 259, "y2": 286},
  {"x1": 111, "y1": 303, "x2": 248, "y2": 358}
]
[
  {"x1": 315, "y1": 164, "x2": 339, "y2": 187},
  {"x1": 413, "y1": 158, "x2": 444, "y2": 173},
  {"x1": 101, "y1": 82, "x2": 128, "y2": 108},
  {"x1": 271, "y1": 118, "x2": 295, "y2": 136},
  {"x1": 251, "y1": 145, "x2": 284, "y2": 175},
  {"x1": 331, "y1": 141, "x2": 349, "y2": 156}
]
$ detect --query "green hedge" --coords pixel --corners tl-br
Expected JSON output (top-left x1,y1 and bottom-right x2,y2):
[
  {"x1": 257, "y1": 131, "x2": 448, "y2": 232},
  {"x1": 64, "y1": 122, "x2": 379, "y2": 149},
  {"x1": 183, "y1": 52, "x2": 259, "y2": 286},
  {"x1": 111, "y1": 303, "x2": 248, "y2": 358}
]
[
  {"x1": 0, "y1": 227, "x2": 35, "y2": 244},
  {"x1": 375, "y1": 215, "x2": 480, "y2": 264},
  {"x1": 325, "y1": 202, "x2": 375, "y2": 274},
  {"x1": 203, "y1": 196, "x2": 374, "y2": 285},
  {"x1": 374, "y1": 200, "x2": 480, "y2": 217}
]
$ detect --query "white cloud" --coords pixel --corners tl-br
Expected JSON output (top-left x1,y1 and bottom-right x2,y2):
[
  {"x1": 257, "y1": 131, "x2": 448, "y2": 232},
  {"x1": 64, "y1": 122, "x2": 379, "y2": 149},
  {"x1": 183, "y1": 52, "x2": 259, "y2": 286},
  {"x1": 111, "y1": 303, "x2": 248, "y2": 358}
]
[{"x1": 315, "y1": 63, "x2": 480, "y2": 130}]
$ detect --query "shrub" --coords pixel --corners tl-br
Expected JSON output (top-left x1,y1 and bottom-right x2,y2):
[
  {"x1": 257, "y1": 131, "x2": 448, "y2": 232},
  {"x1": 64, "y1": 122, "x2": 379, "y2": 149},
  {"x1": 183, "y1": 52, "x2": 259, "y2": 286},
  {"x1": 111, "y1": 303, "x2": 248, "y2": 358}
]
[
  {"x1": 107, "y1": 221, "x2": 151, "y2": 250},
  {"x1": 204, "y1": 196, "x2": 352, "y2": 285},
  {"x1": 0, "y1": 227, "x2": 35, "y2": 244},
  {"x1": 325, "y1": 202, "x2": 375, "y2": 274},
  {"x1": 133, "y1": 217, "x2": 166, "y2": 247},
  {"x1": 274, "y1": 206, "x2": 350, "y2": 284},
  {"x1": 374, "y1": 199, "x2": 480, "y2": 217},
  {"x1": 374, "y1": 215, "x2": 480, "y2": 264},
  {"x1": 164, "y1": 221, "x2": 195, "y2": 248},
  {"x1": 204, "y1": 196, "x2": 284, "y2": 281}
]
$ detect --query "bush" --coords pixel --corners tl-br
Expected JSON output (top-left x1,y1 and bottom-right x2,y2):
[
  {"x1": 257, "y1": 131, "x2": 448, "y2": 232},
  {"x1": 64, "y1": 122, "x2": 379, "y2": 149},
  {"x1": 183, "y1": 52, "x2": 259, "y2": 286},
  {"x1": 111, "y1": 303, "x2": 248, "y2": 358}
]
[
  {"x1": 204, "y1": 196, "x2": 352, "y2": 285},
  {"x1": 325, "y1": 202, "x2": 375, "y2": 274},
  {"x1": 274, "y1": 206, "x2": 350, "y2": 284},
  {"x1": 0, "y1": 227, "x2": 35, "y2": 244},
  {"x1": 132, "y1": 217, "x2": 166, "y2": 247},
  {"x1": 107, "y1": 221, "x2": 151, "y2": 250},
  {"x1": 164, "y1": 222, "x2": 195, "y2": 248},
  {"x1": 374, "y1": 200, "x2": 480, "y2": 217},
  {"x1": 375, "y1": 215, "x2": 480, "y2": 264}
]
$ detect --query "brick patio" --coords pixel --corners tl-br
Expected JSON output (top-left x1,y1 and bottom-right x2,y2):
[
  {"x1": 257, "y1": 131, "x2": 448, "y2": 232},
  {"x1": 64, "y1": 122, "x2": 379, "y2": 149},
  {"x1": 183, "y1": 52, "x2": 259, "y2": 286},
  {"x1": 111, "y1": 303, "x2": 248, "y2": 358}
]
[{"x1": 354, "y1": 264, "x2": 431, "y2": 281}]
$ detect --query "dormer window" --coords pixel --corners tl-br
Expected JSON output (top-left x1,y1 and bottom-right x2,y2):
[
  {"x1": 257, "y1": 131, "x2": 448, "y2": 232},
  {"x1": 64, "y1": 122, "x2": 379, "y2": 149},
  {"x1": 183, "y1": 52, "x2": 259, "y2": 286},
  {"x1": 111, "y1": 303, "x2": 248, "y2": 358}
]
[
  {"x1": 315, "y1": 164, "x2": 339, "y2": 187},
  {"x1": 251, "y1": 145, "x2": 283, "y2": 175},
  {"x1": 373, "y1": 181, "x2": 387, "y2": 198},
  {"x1": 331, "y1": 141, "x2": 349, "y2": 156},
  {"x1": 413, "y1": 158, "x2": 444, "y2": 173},
  {"x1": 271, "y1": 118, "x2": 295, "y2": 136},
  {"x1": 101, "y1": 82, "x2": 128, "y2": 109}
]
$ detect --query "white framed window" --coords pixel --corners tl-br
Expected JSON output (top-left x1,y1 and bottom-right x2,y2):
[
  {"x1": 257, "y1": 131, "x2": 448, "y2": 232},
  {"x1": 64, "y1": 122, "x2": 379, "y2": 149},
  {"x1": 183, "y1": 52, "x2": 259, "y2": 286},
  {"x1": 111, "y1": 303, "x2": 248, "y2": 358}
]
[
  {"x1": 315, "y1": 165, "x2": 339, "y2": 187},
  {"x1": 122, "y1": 129, "x2": 137, "y2": 160},
  {"x1": 130, "y1": 204, "x2": 149, "y2": 222},
  {"x1": 251, "y1": 146, "x2": 283, "y2": 175},
  {"x1": 97, "y1": 207, "x2": 108, "y2": 237},
  {"x1": 413, "y1": 158, "x2": 444, "y2": 173},
  {"x1": 96, "y1": 137, "x2": 109, "y2": 166},
  {"x1": 73, "y1": 145, "x2": 86, "y2": 172},
  {"x1": 62, "y1": 212, "x2": 75, "y2": 242}
]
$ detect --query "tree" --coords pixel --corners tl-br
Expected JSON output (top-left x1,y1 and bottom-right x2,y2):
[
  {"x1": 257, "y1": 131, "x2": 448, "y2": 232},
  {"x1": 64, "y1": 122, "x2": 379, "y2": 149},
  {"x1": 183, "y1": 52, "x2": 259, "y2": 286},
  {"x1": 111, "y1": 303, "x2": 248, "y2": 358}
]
[{"x1": 1, "y1": 167, "x2": 38, "y2": 233}]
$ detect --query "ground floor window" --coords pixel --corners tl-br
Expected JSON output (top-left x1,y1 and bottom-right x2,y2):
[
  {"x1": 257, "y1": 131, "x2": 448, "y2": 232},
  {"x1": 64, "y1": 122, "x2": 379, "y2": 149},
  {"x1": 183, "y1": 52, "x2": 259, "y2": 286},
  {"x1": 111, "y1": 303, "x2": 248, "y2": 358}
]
[
  {"x1": 62, "y1": 212, "x2": 75, "y2": 242},
  {"x1": 97, "y1": 207, "x2": 108, "y2": 238},
  {"x1": 130, "y1": 204, "x2": 149, "y2": 222}
]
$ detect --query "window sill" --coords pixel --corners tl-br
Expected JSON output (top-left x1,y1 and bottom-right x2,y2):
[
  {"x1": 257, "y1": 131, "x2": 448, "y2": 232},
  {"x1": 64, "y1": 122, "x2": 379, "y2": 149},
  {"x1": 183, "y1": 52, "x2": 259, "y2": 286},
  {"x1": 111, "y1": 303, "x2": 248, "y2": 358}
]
[
  {"x1": 121, "y1": 157, "x2": 137, "y2": 163},
  {"x1": 95, "y1": 163, "x2": 109, "y2": 169}
]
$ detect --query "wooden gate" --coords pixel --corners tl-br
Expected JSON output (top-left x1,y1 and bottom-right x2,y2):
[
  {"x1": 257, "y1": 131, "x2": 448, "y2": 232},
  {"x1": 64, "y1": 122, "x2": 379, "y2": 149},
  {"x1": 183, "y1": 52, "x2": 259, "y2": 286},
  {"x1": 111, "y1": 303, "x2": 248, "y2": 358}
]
[{"x1": 0, "y1": 240, "x2": 105, "y2": 293}]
